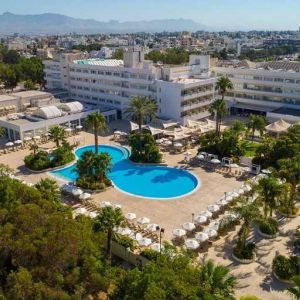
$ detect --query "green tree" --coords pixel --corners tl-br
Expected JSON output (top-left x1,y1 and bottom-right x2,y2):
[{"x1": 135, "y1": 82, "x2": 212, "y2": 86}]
[
  {"x1": 0, "y1": 65, "x2": 19, "y2": 91},
  {"x1": 94, "y1": 206, "x2": 124, "y2": 259},
  {"x1": 230, "y1": 120, "x2": 246, "y2": 137},
  {"x1": 112, "y1": 48, "x2": 124, "y2": 60},
  {"x1": 35, "y1": 178, "x2": 61, "y2": 204},
  {"x1": 255, "y1": 176, "x2": 283, "y2": 218},
  {"x1": 287, "y1": 275, "x2": 300, "y2": 300},
  {"x1": 23, "y1": 79, "x2": 36, "y2": 90},
  {"x1": 93, "y1": 152, "x2": 112, "y2": 183},
  {"x1": 246, "y1": 115, "x2": 266, "y2": 142},
  {"x1": 85, "y1": 112, "x2": 107, "y2": 153},
  {"x1": 209, "y1": 99, "x2": 228, "y2": 134},
  {"x1": 198, "y1": 259, "x2": 237, "y2": 299},
  {"x1": 216, "y1": 75, "x2": 233, "y2": 102},
  {"x1": 49, "y1": 125, "x2": 66, "y2": 148},
  {"x1": 125, "y1": 96, "x2": 158, "y2": 131}
]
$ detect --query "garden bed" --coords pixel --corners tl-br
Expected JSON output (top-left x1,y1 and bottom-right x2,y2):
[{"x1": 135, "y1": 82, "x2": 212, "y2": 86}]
[
  {"x1": 273, "y1": 271, "x2": 293, "y2": 284},
  {"x1": 257, "y1": 228, "x2": 279, "y2": 239},
  {"x1": 232, "y1": 252, "x2": 255, "y2": 264}
]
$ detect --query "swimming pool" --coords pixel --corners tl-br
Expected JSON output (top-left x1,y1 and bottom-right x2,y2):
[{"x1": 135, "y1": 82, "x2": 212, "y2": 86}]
[{"x1": 50, "y1": 145, "x2": 199, "y2": 199}]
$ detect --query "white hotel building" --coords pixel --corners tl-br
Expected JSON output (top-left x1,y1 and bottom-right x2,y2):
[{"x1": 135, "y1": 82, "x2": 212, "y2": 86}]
[
  {"x1": 213, "y1": 61, "x2": 300, "y2": 123},
  {"x1": 44, "y1": 48, "x2": 216, "y2": 125}
]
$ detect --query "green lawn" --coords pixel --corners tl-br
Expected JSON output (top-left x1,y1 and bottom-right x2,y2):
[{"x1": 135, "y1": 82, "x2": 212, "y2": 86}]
[{"x1": 241, "y1": 140, "x2": 261, "y2": 157}]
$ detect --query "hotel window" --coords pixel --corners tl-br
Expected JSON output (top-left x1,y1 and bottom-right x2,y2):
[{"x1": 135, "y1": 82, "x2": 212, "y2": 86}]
[
  {"x1": 98, "y1": 71, "x2": 104, "y2": 75},
  {"x1": 91, "y1": 70, "x2": 96, "y2": 74}
]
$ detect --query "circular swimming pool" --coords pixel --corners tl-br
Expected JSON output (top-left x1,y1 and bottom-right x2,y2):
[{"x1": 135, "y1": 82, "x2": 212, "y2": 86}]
[{"x1": 50, "y1": 145, "x2": 199, "y2": 199}]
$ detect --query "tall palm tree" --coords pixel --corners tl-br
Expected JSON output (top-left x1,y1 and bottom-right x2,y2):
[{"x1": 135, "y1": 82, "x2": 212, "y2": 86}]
[
  {"x1": 216, "y1": 75, "x2": 233, "y2": 102},
  {"x1": 255, "y1": 176, "x2": 283, "y2": 218},
  {"x1": 75, "y1": 151, "x2": 97, "y2": 179},
  {"x1": 246, "y1": 115, "x2": 266, "y2": 142},
  {"x1": 198, "y1": 259, "x2": 237, "y2": 300},
  {"x1": 85, "y1": 112, "x2": 107, "y2": 153},
  {"x1": 230, "y1": 120, "x2": 246, "y2": 138},
  {"x1": 49, "y1": 125, "x2": 66, "y2": 148},
  {"x1": 125, "y1": 96, "x2": 158, "y2": 131},
  {"x1": 94, "y1": 206, "x2": 124, "y2": 261},
  {"x1": 209, "y1": 99, "x2": 228, "y2": 134},
  {"x1": 287, "y1": 275, "x2": 300, "y2": 300}
]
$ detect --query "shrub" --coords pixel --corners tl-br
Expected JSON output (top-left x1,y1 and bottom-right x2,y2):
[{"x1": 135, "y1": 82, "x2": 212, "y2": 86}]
[
  {"x1": 233, "y1": 242, "x2": 256, "y2": 260},
  {"x1": 258, "y1": 218, "x2": 278, "y2": 236},
  {"x1": 295, "y1": 226, "x2": 300, "y2": 249},
  {"x1": 24, "y1": 151, "x2": 51, "y2": 171},
  {"x1": 272, "y1": 255, "x2": 295, "y2": 280},
  {"x1": 239, "y1": 296, "x2": 262, "y2": 300},
  {"x1": 51, "y1": 142, "x2": 75, "y2": 167},
  {"x1": 140, "y1": 248, "x2": 160, "y2": 261},
  {"x1": 113, "y1": 234, "x2": 135, "y2": 251},
  {"x1": 76, "y1": 177, "x2": 111, "y2": 190}
]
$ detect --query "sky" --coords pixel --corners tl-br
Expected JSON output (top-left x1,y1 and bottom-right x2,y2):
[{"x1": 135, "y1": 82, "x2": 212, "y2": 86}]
[{"x1": 0, "y1": 0, "x2": 299, "y2": 30}]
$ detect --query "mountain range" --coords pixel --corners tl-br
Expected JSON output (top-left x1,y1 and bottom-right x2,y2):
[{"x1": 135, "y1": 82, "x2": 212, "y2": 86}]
[{"x1": 0, "y1": 12, "x2": 206, "y2": 34}]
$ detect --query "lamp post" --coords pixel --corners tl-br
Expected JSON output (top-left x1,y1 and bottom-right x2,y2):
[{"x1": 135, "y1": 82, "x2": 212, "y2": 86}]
[
  {"x1": 192, "y1": 213, "x2": 195, "y2": 223},
  {"x1": 156, "y1": 226, "x2": 165, "y2": 254}
]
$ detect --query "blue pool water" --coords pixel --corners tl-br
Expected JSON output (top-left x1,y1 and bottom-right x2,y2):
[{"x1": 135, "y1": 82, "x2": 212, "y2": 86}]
[{"x1": 50, "y1": 145, "x2": 199, "y2": 199}]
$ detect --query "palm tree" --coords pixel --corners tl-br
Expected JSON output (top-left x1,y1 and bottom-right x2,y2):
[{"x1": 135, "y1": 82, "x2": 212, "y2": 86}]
[
  {"x1": 29, "y1": 142, "x2": 39, "y2": 157},
  {"x1": 230, "y1": 120, "x2": 245, "y2": 138},
  {"x1": 209, "y1": 99, "x2": 228, "y2": 134},
  {"x1": 246, "y1": 115, "x2": 266, "y2": 142},
  {"x1": 279, "y1": 156, "x2": 300, "y2": 205},
  {"x1": 93, "y1": 152, "x2": 112, "y2": 183},
  {"x1": 287, "y1": 275, "x2": 300, "y2": 300},
  {"x1": 198, "y1": 259, "x2": 237, "y2": 300},
  {"x1": 75, "y1": 151, "x2": 97, "y2": 179},
  {"x1": 35, "y1": 178, "x2": 61, "y2": 203},
  {"x1": 216, "y1": 75, "x2": 233, "y2": 102},
  {"x1": 49, "y1": 126, "x2": 66, "y2": 148},
  {"x1": 85, "y1": 112, "x2": 107, "y2": 153},
  {"x1": 94, "y1": 206, "x2": 124, "y2": 260},
  {"x1": 255, "y1": 176, "x2": 283, "y2": 218},
  {"x1": 125, "y1": 96, "x2": 158, "y2": 131}
]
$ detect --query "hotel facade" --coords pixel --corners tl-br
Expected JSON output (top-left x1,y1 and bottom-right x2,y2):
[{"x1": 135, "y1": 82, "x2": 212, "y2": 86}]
[{"x1": 44, "y1": 48, "x2": 216, "y2": 125}]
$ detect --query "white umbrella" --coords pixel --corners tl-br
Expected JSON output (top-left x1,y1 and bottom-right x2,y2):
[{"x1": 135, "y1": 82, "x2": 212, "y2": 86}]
[
  {"x1": 118, "y1": 227, "x2": 132, "y2": 236},
  {"x1": 200, "y1": 210, "x2": 213, "y2": 219},
  {"x1": 88, "y1": 211, "x2": 97, "y2": 218},
  {"x1": 156, "y1": 139, "x2": 163, "y2": 144},
  {"x1": 65, "y1": 128, "x2": 72, "y2": 132},
  {"x1": 79, "y1": 193, "x2": 92, "y2": 200},
  {"x1": 137, "y1": 217, "x2": 150, "y2": 225},
  {"x1": 100, "y1": 201, "x2": 112, "y2": 208},
  {"x1": 173, "y1": 228, "x2": 186, "y2": 237},
  {"x1": 203, "y1": 228, "x2": 218, "y2": 238},
  {"x1": 197, "y1": 154, "x2": 205, "y2": 160},
  {"x1": 14, "y1": 140, "x2": 22, "y2": 145},
  {"x1": 74, "y1": 207, "x2": 87, "y2": 215},
  {"x1": 72, "y1": 188, "x2": 84, "y2": 196},
  {"x1": 210, "y1": 158, "x2": 221, "y2": 164},
  {"x1": 174, "y1": 142, "x2": 183, "y2": 148},
  {"x1": 23, "y1": 136, "x2": 32, "y2": 141},
  {"x1": 182, "y1": 222, "x2": 196, "y2": 231},
  {"x1": 261, "y1": 169, "x2": 272, "y2": 174},
  {"x1": 195, "y1": 232, "x2": 209, "y2": 242},
  {"x1": 164, "y1": 140, "x2": 172, "y2": 146},
  {"x1": 146, "y1": 223, "x2": 159, "y2": 232},
  {"x1": 138, "y1": 238, "x2": 152, "y2": 247},
  {"x1": 135, "y1": 233, "x2": 143, "y2": 241},
  {"x1": 207, "y1": 204, "x2": 220, "y2": 213},
  {"x1": 228, "y1": 192, "x2": 239, "y2": 198},
  {"x1": 76, "y1": 125, "x2": 83, "y2": 130},
  {"x1": 236, "y1": 188, "x2": 245, "y2": 195},
  {"x1": 230, "y1": 163, "x2": 239, "y2": 168},
  {"x1": 216, "y1": 199, "x2": 228, "y2": 206},
  {"x1": 33, "y1": 136, "x2": 41, "y2": 140},
  {"x1": 125, "y1": 213, "x2": 136, "y2": 221},
  {"x1": 243, "y1": 167, "x2": 251, "y2": 173},
  {"x1": 194, "y1": 215, "x2": 207, "y2": 224},
  {"x1": 243, "y1": 185, "x2": 252, "y2": 192},
  {"x1": 185, "y1": 239, "x2": 199, "y2": 250},
  {"x1": 114, "y1": 204, "x2": 122, "y2": 209},
  {"x1": 150, "y1": 243, "x2": 164, "y2": 252},
  {"x1": 209, "y1": 221, "x2": 220, "y2": 231},
  {"x1": 200, "y1": 152, "x2": 207, "y2": 155},
  {"x1": 5, "y1": 142, "x2": 14, "y2": 147}
]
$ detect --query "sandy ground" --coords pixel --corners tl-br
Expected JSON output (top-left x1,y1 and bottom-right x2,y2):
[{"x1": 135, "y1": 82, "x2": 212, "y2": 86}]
[{"x1": 0, "y1": 123, "x2": 298, "y2": 300}]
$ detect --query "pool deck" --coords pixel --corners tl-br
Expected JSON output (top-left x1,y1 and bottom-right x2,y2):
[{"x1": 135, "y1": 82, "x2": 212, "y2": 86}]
[{"x1": 0, "y1": 128, "x2": 297, "y2": 300}]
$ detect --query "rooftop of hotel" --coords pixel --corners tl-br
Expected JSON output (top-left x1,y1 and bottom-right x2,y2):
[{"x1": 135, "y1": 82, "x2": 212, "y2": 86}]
[{"x1": 73, "y1": 58, "x2": 124, "y2": 67}]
